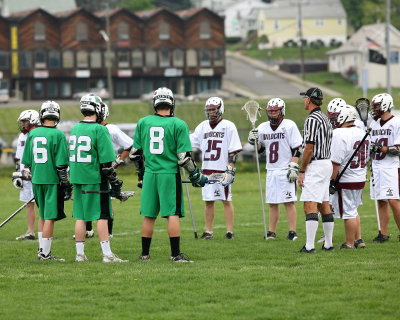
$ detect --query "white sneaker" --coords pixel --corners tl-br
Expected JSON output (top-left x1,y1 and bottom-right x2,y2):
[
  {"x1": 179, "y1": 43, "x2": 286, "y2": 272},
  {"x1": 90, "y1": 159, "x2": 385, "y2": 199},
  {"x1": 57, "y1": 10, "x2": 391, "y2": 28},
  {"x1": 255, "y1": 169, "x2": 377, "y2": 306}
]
[
  {"x1": 75, "y1": 254, "x2": 88, "y2": 262},
  {"x1": 317, "y1": 235, "x2": 325, "y2": 243},
  {"x1": 16, "y1": 232, "x2": 36, "y2": 240},
  {"x1": 102, "y1": 253, "x2": 128, "y2": 263}
]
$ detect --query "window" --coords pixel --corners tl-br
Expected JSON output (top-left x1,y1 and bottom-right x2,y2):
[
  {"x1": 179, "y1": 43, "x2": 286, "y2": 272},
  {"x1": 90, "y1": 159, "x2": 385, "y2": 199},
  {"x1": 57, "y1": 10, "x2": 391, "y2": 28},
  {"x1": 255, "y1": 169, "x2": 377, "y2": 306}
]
[
  {"x1": 199, "y1": 49, "x2": 211, "y2": 67},
  {"x1": 61, "y1": 82, "x2": 71, "y2": 97},
  {"x1": 214, "y1": 48, "x2": 224, "y2": 67},
  {"x1": 274, "y1": 20, "x2": 279, "y2": 31},
  {"x1": 390, "y1": 51, "x2": 399, "y2": 64},
  {"x1": 34, "y1": 51, "x2": 46, "y2": 68},
  {"x1": 186, "y1": 49, "x2": 197, "y2": 67},
  {"x1": 159, "y1": 49, "x2": 170, "y2": 67},
  {"x1": 315, "y1": 19, "x2": 324, "y2": 26},
  {"x1": 132, "y1": 50, "x2": 143, "y2": 67},
  {"x1": 90, "y1": 50, "x2": 102, "y2": 68},
  {"x1": 116, "y1": 81, "x2": 128, "y2": 97},
  {"x1": 129, "y1": 80, "x2": 141, "y2": 97},
  {"x1": 173, "y1": 49, "x2": 184, "y2": 67},
  {"x1": 337, "y1": 18, "x2": 342, "y2": 25},
  {"x1": 20, "y1": 51, "x2": 31, "y2": 69},
  {"x1": 145, "y1": 50, "x2": 157, "y2": 67},
  {"x1": 34, "y1": 22, "x2": 45, "y2": 40},
  {"x1": 159, "y1": 21, "x2": 170, "y2": 40},
  {"x1": 200, "y1": 20, "x2": 211, "y2": 39},
  {"x1": 0, "y1": 51, "x2": 9, "y2": 69},
  {"x1": 104, "y1": 51, "x2": 115, "y2": 67},
  {"x1": 49, "y1": 51, "x2": 60, "y2": 69},
  {"x1": 118, "y1": 21, "x2": 129, "y2": 41},
  {"x1": 76, "y1": 21, "x2": 88, "y2": 41},
  {"x1": 77, "y1": 50, "x2": 88, "y2": 68},
  {"x1": 47, "y1": 82, "x2": 58, "y2": 97},
  {"x1": 117, "y1": 51, "x2": 130, "y2": 68},
  {"x1": 63, "y1": 51, "x2": 74, "y2": 68},
  {"x1": 33, "y1": 81, "x2": 44, "y2": 98}
]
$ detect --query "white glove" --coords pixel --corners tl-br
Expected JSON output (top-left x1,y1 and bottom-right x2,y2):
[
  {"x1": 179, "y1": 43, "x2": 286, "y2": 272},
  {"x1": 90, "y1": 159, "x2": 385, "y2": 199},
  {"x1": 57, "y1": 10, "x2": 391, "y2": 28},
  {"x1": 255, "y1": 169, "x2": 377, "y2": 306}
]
[
  {"x1": 248, "y1": 129, "x2": 258, "y2": 145},
  {"x1": 221, "y1": 165, "x2": 236, "y2": 187},
  {"x1": 287, "y1": 162, "x2": 299, "y2": 183},
  {"x1": 12, "y1": 172, "x2": 23, "y2": 189},
  {"x1": 112, "y1": 155, "x2": 125, "y2": 168}
]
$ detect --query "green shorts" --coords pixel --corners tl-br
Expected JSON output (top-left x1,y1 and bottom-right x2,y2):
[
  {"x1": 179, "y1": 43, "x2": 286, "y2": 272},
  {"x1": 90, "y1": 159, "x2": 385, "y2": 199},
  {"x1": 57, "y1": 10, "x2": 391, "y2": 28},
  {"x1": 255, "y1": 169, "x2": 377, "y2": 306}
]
[
  {"x1": 140, "y1": 172, "x2": 184, "y2": 218},
  {"x1": 32, "y1": 184, "x2": 66, "y2": 221},
  {"x1": 73, "y1": 180, "x2": 112, "y2": 222}
]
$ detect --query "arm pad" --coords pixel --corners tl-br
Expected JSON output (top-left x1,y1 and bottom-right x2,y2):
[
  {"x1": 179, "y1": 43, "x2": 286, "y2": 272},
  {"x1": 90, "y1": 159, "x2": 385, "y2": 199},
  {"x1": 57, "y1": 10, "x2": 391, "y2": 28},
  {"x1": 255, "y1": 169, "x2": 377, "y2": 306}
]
[
  {"x1": 178, "y1": 152, "x2": 197, "y2": 173},
  {"x1": 388, "y1": 146, "x2": 400, "y2": 156},
  {"x1": 291, "y1": 147, "x2": 301, "y2": 158},
  {"x1": 228, "y1": 153, "x2": 238, "y2": 164}
]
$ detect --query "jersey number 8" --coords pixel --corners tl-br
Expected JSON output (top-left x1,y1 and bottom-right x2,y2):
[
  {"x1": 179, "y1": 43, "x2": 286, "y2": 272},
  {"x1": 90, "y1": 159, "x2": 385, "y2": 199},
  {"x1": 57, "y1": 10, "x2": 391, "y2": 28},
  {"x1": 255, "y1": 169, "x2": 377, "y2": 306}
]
[{"x1": 149, "y1": 127, "x2": 164, "y2": 154}]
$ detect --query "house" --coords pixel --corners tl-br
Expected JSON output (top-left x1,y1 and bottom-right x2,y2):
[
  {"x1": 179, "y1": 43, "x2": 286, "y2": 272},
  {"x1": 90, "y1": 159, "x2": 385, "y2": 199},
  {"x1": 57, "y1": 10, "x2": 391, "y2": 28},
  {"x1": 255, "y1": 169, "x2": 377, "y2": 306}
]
[
  {"x1": 257, "y1": 0, "x2": 346, "y2": 48},
  {"x1": 327, "y1": 23, "x2": 400, "y2": 89},
  {"x1": 0, "y1": 0, "x2": 76, "y2": 16}
]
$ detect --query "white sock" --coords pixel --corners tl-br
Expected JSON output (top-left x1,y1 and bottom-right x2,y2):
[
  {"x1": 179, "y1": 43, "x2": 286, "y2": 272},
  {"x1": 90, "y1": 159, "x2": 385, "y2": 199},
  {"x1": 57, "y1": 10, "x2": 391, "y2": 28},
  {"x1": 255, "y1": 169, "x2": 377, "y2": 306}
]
[
  {"x1": 76, "y1": 242, "x2": 85, "y2": 256},
  {"x1": 305, "y1": 221, "x2": 318, "y2": 250},
  {"x1": 42, "y1": 237, "x2": 52, "y2": 256},
  {"x1": 206, "y1": 231, "x2": 213, "y2": 234},
  {"x1": 323, "y1": 222, "x2": 334, "y2": 248},
  {"x1": 38, "y1": 232, "x2": 43, "y2": 249},
  {"x1": 100, "y1": 240, "x2": 112, "y2": 256}
]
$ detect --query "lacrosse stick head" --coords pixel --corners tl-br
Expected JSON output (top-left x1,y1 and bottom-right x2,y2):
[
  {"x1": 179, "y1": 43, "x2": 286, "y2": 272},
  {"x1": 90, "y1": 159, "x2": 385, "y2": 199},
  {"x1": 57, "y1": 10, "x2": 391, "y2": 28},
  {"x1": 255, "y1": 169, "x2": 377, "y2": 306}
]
[
  {"x1": 354, "y1": 97, "x2": 370, "y2": 124},
  {"x1": 242, "y1": 100, "x2": 261, "y2": 128}
]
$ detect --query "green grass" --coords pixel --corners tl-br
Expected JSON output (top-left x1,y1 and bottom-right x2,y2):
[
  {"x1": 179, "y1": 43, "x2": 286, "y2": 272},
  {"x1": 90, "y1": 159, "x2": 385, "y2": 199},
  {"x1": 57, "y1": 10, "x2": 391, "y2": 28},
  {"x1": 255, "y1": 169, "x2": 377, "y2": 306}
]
[{"x1": 0, "y1": 167, "x2": 400, "y2": 320}]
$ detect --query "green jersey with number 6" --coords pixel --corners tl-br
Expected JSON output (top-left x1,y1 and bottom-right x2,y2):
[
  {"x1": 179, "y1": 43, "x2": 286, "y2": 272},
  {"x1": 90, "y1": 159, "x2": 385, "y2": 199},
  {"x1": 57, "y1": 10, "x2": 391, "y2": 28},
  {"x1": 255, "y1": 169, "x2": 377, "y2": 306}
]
[
  {"x1": 134, "y1": 115, "x2": 192, "y2": 173},
  {"x1": 22, "y1": 126, "x2": 69, "y2": 184},
  {"x1": 69, "y1": 121, "x2": 116, "y2": 184}
]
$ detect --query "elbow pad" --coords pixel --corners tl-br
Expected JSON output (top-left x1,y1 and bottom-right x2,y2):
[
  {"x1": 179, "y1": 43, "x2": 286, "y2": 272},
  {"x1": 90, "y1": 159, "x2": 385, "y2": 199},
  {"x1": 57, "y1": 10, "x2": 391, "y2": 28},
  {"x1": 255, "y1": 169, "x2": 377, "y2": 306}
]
[{"x1": 291, "y1": 148, "x2": 301, "y2": 158}]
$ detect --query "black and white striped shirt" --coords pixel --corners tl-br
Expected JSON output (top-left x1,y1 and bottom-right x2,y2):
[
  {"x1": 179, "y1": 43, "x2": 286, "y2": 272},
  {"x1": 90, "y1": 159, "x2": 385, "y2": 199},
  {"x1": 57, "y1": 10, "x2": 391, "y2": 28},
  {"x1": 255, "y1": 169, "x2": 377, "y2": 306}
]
[{"x1": 302, "y1": 107, "x2": 332, "y2": 160}]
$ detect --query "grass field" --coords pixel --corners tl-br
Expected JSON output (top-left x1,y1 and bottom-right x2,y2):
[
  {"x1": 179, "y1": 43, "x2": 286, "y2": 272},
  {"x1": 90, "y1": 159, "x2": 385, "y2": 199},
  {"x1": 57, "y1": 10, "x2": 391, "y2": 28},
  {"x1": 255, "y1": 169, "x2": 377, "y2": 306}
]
[{"x1": 1, "y1": 165, "x2": 400, "y2": 320}]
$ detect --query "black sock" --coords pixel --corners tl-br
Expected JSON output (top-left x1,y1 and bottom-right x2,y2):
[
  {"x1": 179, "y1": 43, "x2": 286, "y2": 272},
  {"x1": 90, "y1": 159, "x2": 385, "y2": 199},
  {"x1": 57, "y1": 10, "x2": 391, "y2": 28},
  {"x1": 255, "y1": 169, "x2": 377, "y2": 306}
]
[
  {"x1": 86, "y1": 221, "x2": 92, "y2": 231},
  {"x1": 108, "y1": 218, "x2": 113, "y2": 235},
  {"x1": 170, "y1": 237, "x2": 180, "y2": 257},
  {"x1": 141, "y1": 237, "x2": 152, "y2": 256}
]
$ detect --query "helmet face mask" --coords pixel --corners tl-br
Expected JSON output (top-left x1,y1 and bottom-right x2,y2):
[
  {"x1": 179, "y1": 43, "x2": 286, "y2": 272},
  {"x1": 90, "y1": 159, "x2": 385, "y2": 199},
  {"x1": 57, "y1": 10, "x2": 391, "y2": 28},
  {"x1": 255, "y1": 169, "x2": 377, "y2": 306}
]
[
  {"x1": 266, "y1": 98, "x2": 285, "y2": 125},
  {"x1": 17, "y1": 110, "x2": 40, "y2": 133},
  {"x1": 327, "y1": 98, "x2": 346, "y2": 128},
  {"x1": 40, "y1": 101, "x2": 61, "y2": 125},
  {"x1": 153, "y1": 87, "x2": 175, "y2": 115},
  {"x1": 371, "y1": 93, "x2": 393, "y2": 120},
  {"x1": 100, "y1": 103, "x2": 109, "y2": 122},
  {"x1": 204, "y1": 97, "x2": 224, "y2": 124}
]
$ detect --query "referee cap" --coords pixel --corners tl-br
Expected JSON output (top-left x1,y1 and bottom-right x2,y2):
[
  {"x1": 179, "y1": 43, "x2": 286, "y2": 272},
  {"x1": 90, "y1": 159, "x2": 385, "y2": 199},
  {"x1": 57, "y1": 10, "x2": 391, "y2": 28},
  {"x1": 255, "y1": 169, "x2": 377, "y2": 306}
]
[{"x1": 300, "y1": 87, "x2": 323, "y2": 100}]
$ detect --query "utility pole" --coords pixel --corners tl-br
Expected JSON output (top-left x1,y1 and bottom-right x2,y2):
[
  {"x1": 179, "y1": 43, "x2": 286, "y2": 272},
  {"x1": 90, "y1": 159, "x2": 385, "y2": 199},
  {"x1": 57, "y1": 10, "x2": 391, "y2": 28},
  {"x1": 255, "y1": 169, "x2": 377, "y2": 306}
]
[
  {"x1": 297, "y1": 0, "x2": 305, "y2": 80},
  {"x1": 385, "y1": 0, "x2": 391, "y2": 95},
  {"x1": 105, "y1": 2, "x2": 113, "y2": 107}
]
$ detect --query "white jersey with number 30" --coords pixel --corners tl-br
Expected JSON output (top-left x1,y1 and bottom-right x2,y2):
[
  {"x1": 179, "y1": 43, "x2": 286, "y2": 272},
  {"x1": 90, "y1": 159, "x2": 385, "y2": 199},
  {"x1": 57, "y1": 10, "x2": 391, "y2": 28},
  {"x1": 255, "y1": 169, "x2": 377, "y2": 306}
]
[
  {"x1": 257, "y1": 119, "x2": 302, "y2": 170},
  {"x1": 190, "y1": 119, "x2": 242, "y2": 171}
]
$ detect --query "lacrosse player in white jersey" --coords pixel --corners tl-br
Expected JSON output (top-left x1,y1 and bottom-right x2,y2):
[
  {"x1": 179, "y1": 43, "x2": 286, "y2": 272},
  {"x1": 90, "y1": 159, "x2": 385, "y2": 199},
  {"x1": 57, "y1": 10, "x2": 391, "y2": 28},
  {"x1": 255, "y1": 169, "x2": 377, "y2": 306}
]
[
  {"x1": 190, "y1": 97, "x2": 242, "y2": 240},
  {"x1": 13, "y1": 110, "x2": 40, "y2": 241},
  {"x1": 369, "y1": 93, "x2": 400, "y2": 243},
  {"x1": 248, "y1": 98, "x2": 302, "y2": 240},
  {"x1": 329, "y1": 105, "x2": 369, "y2": 249}
]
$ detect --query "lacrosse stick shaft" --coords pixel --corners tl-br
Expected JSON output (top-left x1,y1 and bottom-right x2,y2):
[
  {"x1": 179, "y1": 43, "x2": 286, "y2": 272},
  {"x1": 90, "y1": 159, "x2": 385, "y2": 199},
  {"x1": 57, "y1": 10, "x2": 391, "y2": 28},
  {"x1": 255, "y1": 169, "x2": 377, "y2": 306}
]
[
  {"x1": 370, "y1": 167, "x2": 381, "y2": 231},
  {"x1": 0, "y1": 197, "x2": 35, "y2": 229},
  {"x1": 181, "y1": 168, "x2": 198, "y2": 239}
]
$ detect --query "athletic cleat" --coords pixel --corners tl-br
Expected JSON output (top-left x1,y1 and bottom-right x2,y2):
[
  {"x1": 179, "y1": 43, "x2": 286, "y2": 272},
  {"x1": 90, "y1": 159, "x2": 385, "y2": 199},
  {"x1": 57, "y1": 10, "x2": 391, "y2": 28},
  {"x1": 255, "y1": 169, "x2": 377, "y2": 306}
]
[
  {"x1": 102, "y1": 253, "x2": 128, "y2": 263},
  {"x1": 340, "y1": 243, "x2": 355, "y2": 249},
  {"x1": 16, "y1": 232, "x2": 36, "y2": 241},
  {"x1": 287, "y1": 231, "x2": 298, "y2": 241},
  {"x1": 373, "y1": 232, "x2": 390, "y2": 243},
  {"x1": 322, "y1": 245, "x2": 335, "y2": 251},
  {"x1": 299, "y1": 245, "x2": 315, "y2": 253},
  {"x1": 170, "y1": 253, "x2": 193, "y2": 263},
  {"x1": 354, "y1": 239, "x2": 366, "y2": 249},
  {"x1": 86, "y1": 230, "x2": 94, "y2": 238},
  {"x1": 317, "y1": 235, "x2": 325, "y2": 243},
  {"x1": 225, "y1": 232, "x2": 234, "y2": 240},
  {"x1": 265, "y1": 231, "x2": 276, "y2": 240},
  {"x1": 75, "y1": 254, "x2": 88, "y2": 262},
  {"x1": 139, "y1": 255, "x2": 150, "y2": 261},
  {"x1": 38, "y1": 252, "x2": 65, "y2": 261},
  {"x1": 200, "y1": 232, "x2": 213, "y2": 240}
]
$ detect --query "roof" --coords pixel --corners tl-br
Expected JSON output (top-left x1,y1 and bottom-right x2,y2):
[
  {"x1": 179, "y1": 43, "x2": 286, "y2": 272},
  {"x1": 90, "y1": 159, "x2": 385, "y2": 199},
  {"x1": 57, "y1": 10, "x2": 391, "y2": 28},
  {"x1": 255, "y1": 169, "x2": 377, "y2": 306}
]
[{"x1": 1, "y1": 0, "x2": 76, "y2": 17}]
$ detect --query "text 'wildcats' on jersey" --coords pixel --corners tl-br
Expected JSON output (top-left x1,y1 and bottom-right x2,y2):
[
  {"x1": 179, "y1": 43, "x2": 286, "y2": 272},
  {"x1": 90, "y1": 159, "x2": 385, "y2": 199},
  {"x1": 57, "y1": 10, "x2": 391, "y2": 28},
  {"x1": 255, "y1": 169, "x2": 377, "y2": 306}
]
[
  {"x1": 133, "y1": 115, "x2": 192, "y2": 173},
  {"x1": 257, "y1": 119, "x2": 302, "y2": 170},
  {"x1": 69, "y1": 121, "x2": 116, "y2": 184},
  {"x1": 21, "y1": 126, "x2": 69, "y2": 184},
  {"x1": 190, "y1": 119, "x2": 242, "y2": 171}
]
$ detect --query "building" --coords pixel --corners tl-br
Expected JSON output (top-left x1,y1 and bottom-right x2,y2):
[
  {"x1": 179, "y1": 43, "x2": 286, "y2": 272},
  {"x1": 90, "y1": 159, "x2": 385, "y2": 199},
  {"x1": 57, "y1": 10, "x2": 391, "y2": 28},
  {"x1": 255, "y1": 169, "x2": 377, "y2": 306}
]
[
  {"x1": 0, "y1": 0, "x2": 76, "y2": 16},
  {"x1": 0, "y1": 6, "x2": 225, "y2": 100},
  {"x1": 327, "y1": 23, "x2": 400, "y2": 89}
]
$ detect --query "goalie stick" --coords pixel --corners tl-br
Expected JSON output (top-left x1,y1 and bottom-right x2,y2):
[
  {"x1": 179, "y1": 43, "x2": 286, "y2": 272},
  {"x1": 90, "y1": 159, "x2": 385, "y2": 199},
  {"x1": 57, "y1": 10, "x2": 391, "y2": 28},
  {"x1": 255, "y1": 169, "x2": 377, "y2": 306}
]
[
  {"x1": 0, "y1": 197, "x2": 35, "y2": 229},
  {"x1": 181, "y1": 168, "x2": 198, "y2": 239}
]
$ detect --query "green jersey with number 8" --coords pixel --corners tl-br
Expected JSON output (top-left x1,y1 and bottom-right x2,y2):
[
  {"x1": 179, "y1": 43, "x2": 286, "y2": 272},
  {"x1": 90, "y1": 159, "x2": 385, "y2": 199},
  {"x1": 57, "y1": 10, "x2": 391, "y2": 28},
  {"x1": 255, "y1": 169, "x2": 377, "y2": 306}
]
[
  {"x1": 134, "y1": 115, "x2": 192, "y2": 173},
  {"x1": 22, "y1": 126, "x2": 69, "y2": 184},
  {"x1": 69, "y1": 121, "x2": 116, "y2": 184}
]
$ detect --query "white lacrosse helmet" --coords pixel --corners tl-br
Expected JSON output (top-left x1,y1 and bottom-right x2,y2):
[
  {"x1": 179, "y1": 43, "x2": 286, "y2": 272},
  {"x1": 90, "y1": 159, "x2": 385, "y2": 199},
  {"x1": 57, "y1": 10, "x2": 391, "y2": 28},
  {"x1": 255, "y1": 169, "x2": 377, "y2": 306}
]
[
  {"x1": 39, "y1": 100, "x2": 61, "y2": 124},
  {"x1": 153, "y1": 87, "x2": 175, "y2": 114},
  {"x1": 205, "y1": 97, "x2": 224, "y2": 123},
  {"x1": 80, "y1": 94, "x2": 103, "y2": 121},
  {"x1": 327, "y1": 98, "x2": 346, "y2": 127},
  {"x1": 101, "y1": 102, "x2": 109, "y2": 122},
  {"x1": 17, "y1": 109, "x2": 40, "y2": 133},
  {"x1": 336, "y1": 105, "x2": 357, "y2": 127},
  {"x1": 371, "y1": 93, "x2": 393, "y2": 120},
  {"x1": 266, "y1": 98, "x2": 285, "y2": 125}
]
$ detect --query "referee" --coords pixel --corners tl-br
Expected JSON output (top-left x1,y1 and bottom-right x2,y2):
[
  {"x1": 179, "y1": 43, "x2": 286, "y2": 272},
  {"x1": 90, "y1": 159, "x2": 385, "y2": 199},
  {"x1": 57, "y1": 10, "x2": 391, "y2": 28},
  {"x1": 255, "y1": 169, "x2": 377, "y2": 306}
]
[{"x1": 297, "y1": 87, "x2": 334, "y2": 253}]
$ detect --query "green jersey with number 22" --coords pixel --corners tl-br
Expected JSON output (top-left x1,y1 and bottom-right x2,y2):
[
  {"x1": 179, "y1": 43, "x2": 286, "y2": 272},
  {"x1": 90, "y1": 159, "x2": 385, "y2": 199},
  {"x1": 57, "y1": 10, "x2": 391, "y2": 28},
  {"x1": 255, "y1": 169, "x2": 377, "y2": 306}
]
[{"x1": 134, "y1": 115, "x2": 192, "y2": 174}]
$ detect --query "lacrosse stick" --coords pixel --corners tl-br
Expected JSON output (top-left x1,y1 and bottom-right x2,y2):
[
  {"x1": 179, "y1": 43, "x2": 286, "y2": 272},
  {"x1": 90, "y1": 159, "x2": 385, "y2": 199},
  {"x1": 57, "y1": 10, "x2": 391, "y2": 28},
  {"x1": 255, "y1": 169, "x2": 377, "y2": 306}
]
[
  {"x1": 181, "y1": 168, "x2": 198, "y2": 239},
  {"x1": 0, "y1": 197, "x2": 35, "y2": 229},
  {"x1": 355, "y1": 97, "x2": 370, "y2": 128},
  {"x1": 182, "y1": 172, "x2": 233, "y2": 186},
  {"x1": 242, "y1": 100, "x2": 267, "y2": 239},
  {"x1": 82, "y1": 190, "x2": 135, "y2": 202},
  {"x1": 370, "y1": 166, "x2": 381, "y2": 232}
]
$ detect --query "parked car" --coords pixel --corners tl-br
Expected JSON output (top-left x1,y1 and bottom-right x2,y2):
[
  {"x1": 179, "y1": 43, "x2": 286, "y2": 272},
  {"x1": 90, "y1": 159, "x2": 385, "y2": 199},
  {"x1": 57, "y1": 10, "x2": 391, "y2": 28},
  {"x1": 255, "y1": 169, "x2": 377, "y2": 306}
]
[{"x1": 72, "y1": 88, "x2": 109, "y2": 100}]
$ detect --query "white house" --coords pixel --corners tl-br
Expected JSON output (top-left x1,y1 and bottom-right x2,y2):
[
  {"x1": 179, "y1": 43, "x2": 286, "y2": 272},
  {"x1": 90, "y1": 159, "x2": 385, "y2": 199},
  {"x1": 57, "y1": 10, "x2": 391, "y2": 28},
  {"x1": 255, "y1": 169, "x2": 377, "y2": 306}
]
[{"x1": 327, "y1": 23, "x2": 400, "y2": 89}]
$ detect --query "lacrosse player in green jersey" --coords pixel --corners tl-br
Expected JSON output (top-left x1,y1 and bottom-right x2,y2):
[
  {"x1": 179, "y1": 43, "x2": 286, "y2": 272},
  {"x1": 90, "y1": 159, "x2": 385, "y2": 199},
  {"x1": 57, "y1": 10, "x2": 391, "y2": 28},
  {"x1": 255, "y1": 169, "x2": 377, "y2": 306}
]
[
  {"x1": 22, "y1": 101, "x2": 71, "y2": 261},
  {"x1": 130, "y1": 87, "x2": 207, "y2": 262},
  {"x1": 70, "y1": 95, "x2": 129, "y2": 263}
]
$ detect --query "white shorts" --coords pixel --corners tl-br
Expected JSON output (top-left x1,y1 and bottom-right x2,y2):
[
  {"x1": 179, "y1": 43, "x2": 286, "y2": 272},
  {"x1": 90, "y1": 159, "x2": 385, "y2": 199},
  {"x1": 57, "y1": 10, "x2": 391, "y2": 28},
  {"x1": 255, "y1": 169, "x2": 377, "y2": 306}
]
[
  {"x1": 20, "y1": 180, "x2": 35, "y2": 202},
  {"x1": 266, "y1": 169, "x2": 297, "y2": 204},
  {"x1": 370, "y1": 167, "x2": 399, "y2": 200},
  {"x1": 202, "y1": 183, "x2": 232, "y2": 202},
  {"x1": 330, "y1": 188, "x2": 362, "y2": 219},
  {"x1": 300, "y1": 159, "x2": 332, "y2": 203}
]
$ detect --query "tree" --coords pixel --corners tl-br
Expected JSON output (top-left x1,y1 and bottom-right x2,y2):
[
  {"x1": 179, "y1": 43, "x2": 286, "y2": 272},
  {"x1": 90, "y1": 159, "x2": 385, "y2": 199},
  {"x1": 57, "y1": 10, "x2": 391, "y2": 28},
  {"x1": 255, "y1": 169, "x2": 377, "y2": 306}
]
[
  {"x1": 119, "y1": 0, "x2": 155, "y2": 11},
  {"x1": 154, "y1": 0, "x2": 192, "y2": 10}
]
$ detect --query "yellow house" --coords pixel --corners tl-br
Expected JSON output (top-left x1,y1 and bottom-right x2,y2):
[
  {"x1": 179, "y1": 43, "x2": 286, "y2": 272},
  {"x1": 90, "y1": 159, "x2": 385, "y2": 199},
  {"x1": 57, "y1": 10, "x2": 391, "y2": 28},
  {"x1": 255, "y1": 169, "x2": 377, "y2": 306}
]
[{"x1": 257, "y1": 0, "x2": 347, "y2": 48}]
